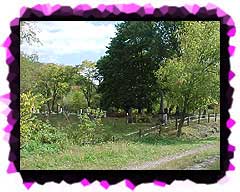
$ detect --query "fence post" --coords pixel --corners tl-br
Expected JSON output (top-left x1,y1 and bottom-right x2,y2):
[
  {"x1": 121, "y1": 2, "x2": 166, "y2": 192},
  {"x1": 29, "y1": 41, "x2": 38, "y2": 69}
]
[
  {"x1": 139, "y1": 129, "x2": 142, "y2": 138},
  {"x1": 187, "y1": 115, "x2": 190, "y2": 126},
  {"x1": 215, "y1": 113, "x2": 217, "y2": 122},
  {"x1": 175, "y1": 116, "x2": 178, "y2": 130},
  {"x1": 208, "y1": 113, "x2": 210, "y2": 123}
]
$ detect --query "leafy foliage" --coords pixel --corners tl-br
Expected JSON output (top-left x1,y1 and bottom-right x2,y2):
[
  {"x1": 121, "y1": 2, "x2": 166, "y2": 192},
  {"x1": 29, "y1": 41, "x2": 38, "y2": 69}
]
[
  {"x1": 20, "y1": 21, "x2": 41, "y2": 45},
  {"x1": 20, "y1": 91, "x2": 66, "y2": 150},
  {"x1": 97, "y1": 21, "x2": 181, "y2": 112},
  {"x1": 20, "y1": 91, "x2": 44, "y2": 145},
  {"x1": 67, "y1": 108, "x2": 104, "y2": 145},
  {"x1": 155, "y1": 21, "x2": 220, "y2": 136},
  {"x1": 74, "y1": 60, "x2": 98, "y2": 108},
  {"x1": 20, "y1": 54, "x2": 41, "y2": 93},
  {"x1": 35, "y1": 64, "x2": 75, "y2": 113}
]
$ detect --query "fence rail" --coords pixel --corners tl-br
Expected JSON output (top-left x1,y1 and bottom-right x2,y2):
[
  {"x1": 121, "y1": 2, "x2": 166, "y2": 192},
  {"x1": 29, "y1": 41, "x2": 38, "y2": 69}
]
[{"x1": 127, "y1": 113, "x2": 220, "y2": 138}]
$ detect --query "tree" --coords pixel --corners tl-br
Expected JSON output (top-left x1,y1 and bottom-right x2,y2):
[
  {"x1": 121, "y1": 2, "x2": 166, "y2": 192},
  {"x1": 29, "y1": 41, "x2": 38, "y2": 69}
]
[
  {"x1": 63, "y1": 89, "x2": 88, "y2": 112},
  {"x1": 156, "y1": 21, "x2": 220, "y2": 136},
  {"x1": 75, "y1": 60, "x2": 98, "y2": 108},
  {"x1": 20, "y1": 21, "x2": 41, "y2": 45},
  {"x1": 35, "y1": 64, "x2": 75, "y2": 114},
  {"x1": 20, "y1": 21, "x2": 42, "y2": 93},
  {"x1": 97, "y1": 21, "x2": 181, "y2": 116},
  {"x1": 20, "y1": 54, "x2": 41, "y2": 93}
]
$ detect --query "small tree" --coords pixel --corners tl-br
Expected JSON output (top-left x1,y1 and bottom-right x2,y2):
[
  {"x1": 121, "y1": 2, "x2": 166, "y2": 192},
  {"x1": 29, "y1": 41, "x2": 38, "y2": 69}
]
[{"x1": 75, "y1": 60, "x2": 97, "y2": 108}]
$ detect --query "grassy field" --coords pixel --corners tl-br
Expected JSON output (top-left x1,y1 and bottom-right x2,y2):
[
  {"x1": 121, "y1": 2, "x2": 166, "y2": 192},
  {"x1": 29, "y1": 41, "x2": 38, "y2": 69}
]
[
  {"x1": 21, "y1": 115, "x2": 220, "y2": 170},
  {"x1": 20, "y1": 135, "x2": 220, "y2": 170}
]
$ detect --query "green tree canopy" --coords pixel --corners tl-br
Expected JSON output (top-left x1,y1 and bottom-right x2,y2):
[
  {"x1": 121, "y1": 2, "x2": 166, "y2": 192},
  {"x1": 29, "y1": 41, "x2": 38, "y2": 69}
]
[
  {"x1": 97, "y1": 21, "x2": 181, "y2": 113},
  {"x1": 156, "y1": 21, "x2": 220, "y2": 136}
]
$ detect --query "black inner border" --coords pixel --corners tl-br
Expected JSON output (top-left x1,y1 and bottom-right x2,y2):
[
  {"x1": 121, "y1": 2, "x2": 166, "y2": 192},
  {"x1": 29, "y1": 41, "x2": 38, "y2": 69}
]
[{"x1": 8, "y1": 6, "x2": 233, "y2": 186}]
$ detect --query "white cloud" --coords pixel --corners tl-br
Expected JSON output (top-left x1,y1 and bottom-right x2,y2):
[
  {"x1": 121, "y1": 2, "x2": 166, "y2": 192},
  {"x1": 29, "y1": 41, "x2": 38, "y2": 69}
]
[{"x1": 21, "y1": 21, "x2": 118, "y2": 62}]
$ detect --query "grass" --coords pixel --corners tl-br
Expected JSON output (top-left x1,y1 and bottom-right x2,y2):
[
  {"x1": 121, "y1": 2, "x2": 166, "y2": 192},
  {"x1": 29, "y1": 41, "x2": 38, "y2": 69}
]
[
  {"x1": 101, "y1": 117, "x2": 157, "y2": 136},
  {"x1": 38, "y1": 114, "x2": 157, "y2": 137},
  {"x1": 21, "y1": 115, "x2": 220, "y2": 170},
  {"x1": 20, "y1": 135, "x2": 220, "y2": 170}
]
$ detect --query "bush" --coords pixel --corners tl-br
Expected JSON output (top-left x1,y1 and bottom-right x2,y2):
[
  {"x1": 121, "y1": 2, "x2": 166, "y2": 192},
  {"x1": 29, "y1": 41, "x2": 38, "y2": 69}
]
[
  {"x1": 21, "y1": 140, "x2": 62, "y2": 156},
  {"x1": 136, "y1": 115, "x2": 152, "y2": 123},
  {"x1": 34, "y1": 121, "x2": 67, "y2": 145},
  {"x1": 21, "y1": 91, "x2": 68, "y2": 152},
  {"x1": 65, "y1": 108, "x2": 104, "y2": 145},
  {"x1": 20, "y1": 91, "x2": 45, "y2": 146}
]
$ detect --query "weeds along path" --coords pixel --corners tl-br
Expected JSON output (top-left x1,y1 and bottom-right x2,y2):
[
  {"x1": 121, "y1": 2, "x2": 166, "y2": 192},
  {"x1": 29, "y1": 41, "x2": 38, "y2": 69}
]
[{"x1": 121, "y1": 143, "x2": 218, "y2": 170}]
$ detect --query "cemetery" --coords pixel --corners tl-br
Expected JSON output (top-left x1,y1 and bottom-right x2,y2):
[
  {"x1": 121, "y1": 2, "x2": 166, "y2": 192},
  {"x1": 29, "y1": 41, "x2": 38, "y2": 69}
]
[{"x1": 20, "y1": 21, "x2": 220, "y2": 170}]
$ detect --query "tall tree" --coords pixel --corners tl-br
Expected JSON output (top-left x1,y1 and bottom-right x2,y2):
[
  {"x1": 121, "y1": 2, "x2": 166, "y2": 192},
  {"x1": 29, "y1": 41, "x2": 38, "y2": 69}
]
[
  {"x1": 156, "y1": 21, "x2": 220, "y2": 136},
  {"x1": 97, "y1": 21, "x2": 181, "y2": 115}
]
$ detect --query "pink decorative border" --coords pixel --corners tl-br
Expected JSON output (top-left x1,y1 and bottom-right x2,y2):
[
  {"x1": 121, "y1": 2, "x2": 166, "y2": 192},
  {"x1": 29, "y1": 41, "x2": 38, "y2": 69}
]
[{"x1": 1, "y1": 3, "x2": 236, "y2": 190}]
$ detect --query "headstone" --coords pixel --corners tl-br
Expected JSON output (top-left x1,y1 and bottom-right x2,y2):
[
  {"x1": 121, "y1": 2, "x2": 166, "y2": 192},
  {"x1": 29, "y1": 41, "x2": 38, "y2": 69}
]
[{"x1": 163, "y1": 113, "x2": 168, "y2": 125}]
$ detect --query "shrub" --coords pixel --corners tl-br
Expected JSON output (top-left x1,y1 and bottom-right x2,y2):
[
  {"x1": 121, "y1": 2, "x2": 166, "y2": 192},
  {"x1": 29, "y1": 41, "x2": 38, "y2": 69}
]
[
  {"x1": 136, "y1": 114, "x2": 152, "y2": 123},
  {"x1": 68, "y1": 108, "x2": 104, "y2": 145},
  {"x1": 20, "y1": 91, "x2": 45, "y2": 146},
  {"x1": 21, "y1": 91, "x2": 67, "y2": 151}
]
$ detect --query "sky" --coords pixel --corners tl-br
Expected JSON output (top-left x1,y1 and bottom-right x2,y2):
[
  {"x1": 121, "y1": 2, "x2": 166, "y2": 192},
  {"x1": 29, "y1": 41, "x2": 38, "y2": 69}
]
[{"x1": 20, "y1": 21, "x2": 121, "y2": 65}]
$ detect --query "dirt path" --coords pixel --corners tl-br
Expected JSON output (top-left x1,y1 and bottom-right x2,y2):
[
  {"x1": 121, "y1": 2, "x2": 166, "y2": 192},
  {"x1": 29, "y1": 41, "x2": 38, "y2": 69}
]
[
  {"x1": 121, "y1": 143, "x2": 217, "y2": 170},
  {"x1": 184, "y1": 155, "x2": 219, "y2": 170}
]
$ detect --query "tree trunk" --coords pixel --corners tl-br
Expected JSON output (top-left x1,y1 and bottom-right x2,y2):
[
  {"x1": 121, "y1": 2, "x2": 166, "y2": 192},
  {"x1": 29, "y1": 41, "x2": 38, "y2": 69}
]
[
  {"x1": 138, "y1": 108, "x2": 142, "y2": 114},
  {"x1": 147, "y1": 106, "x2": 152, "y2": 114},
  {"x1": 202, "y1": 109, "x2": 207, "y2": 118},
  {"x1": 47, "y1": 101, "x2": 51, "y2": 115},
  {"x1": 87, "y1": 99, "x2": 91, "y2": 108},
  {"x1": 51, "y1": 95, "x2": 56, "y2": 112},
  {"x1": 168, "y1": 105, "x2": 174, "y2": 115},
  {"x1": 160, "y1": 91, "x2": 164, "y2": 120},
  {"x1": 177, "y1": 103, "x2": 187, "y2": 137},
  {"x1": 127, "y1": 108, "x2": 133, "y2": 123}
]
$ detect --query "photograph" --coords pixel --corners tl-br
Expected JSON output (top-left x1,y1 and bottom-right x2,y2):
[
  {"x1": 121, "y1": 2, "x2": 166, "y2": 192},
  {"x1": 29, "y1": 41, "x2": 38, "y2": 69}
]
[{"x1": 20, "y1": 20, "x2": 220, "y2": 170}]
